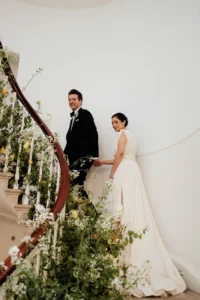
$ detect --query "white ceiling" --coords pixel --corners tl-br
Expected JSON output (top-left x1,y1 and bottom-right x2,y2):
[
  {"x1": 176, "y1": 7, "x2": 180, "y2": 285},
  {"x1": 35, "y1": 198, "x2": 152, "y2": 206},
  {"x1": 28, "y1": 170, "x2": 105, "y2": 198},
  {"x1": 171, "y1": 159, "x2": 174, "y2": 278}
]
[{"x1": 18, "y1": 0, "x2": 115, "y2": 10}]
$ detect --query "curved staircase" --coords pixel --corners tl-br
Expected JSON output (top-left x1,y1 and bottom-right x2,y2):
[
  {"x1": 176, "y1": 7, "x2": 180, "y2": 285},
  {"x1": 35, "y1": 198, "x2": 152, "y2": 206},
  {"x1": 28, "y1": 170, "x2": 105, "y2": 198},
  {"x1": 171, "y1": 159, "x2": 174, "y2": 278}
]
[{"x1": 0, "y1": 41, "x2": 69, "y2": 296}]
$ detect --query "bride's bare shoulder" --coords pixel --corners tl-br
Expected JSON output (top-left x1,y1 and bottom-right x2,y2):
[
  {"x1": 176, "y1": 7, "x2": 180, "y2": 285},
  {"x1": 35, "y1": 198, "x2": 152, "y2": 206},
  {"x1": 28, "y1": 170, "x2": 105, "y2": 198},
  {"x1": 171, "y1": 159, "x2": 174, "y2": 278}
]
[{"x1": 120, "y1": 129, "x2": 130, "y2": 135}]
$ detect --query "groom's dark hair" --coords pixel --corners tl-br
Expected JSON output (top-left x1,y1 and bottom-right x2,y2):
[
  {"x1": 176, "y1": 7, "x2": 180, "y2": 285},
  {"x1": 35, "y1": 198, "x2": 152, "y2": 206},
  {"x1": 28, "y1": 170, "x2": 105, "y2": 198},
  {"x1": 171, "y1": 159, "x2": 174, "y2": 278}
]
[{"x1": 68, "y1": 89, "x2": 83, "y2": 101}]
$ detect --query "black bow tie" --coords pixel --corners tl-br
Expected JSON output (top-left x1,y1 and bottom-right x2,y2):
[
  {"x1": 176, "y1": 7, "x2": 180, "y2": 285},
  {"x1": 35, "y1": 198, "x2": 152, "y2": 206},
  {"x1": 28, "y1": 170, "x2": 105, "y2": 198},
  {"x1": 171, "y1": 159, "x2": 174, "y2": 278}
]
[{"x1": 70, "y1": 112, "x2": 75, "y2": 117}]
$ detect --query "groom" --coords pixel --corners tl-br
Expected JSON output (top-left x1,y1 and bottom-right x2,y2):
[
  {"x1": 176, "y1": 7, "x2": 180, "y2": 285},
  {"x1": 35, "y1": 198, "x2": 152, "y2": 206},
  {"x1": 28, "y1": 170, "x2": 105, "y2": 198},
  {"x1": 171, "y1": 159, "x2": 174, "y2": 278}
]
[{"x1": 64, "y1": 89, "x2": 99, "y2": 189}]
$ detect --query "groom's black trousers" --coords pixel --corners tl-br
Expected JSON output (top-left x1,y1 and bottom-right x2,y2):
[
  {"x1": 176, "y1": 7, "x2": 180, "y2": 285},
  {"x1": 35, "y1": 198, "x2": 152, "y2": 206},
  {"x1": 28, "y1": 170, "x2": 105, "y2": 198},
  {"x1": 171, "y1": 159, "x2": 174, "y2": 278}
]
[{"x1": 69, "y1": 160, "x2": 93, "y2": 187}]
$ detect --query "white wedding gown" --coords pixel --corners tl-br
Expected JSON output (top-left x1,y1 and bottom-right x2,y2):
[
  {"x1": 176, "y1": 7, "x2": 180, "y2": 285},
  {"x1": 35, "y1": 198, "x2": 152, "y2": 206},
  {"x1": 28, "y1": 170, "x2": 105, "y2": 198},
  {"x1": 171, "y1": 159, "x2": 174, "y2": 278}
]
[{"x1": 111, "y1": 129, "x2": 186, "y2": 298}]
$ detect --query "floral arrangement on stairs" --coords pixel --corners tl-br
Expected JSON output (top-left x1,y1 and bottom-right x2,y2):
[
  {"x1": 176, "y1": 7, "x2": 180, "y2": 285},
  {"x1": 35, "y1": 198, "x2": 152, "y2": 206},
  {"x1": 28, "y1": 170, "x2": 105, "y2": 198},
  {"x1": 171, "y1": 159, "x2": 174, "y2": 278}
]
[
  {"x1": 0, "y1": 47, "x2": 59, "y2": 214},
  {"x1": 2, "y1": 176, "x2": 150, "y2": 300}
]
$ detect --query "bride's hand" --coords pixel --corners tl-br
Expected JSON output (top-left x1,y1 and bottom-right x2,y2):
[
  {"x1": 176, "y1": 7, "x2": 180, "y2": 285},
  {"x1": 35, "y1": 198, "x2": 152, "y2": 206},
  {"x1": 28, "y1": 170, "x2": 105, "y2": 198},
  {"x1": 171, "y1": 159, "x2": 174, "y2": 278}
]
[{"x1": 109, "y1": 172, "x2": 114, "y2": 179}]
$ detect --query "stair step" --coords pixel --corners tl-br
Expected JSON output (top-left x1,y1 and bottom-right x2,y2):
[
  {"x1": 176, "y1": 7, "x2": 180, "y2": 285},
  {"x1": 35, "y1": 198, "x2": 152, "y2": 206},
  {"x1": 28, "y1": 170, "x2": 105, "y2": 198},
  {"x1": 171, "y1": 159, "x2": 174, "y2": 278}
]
[
  {"x1": 5, "y1": 188, "x2": 22, "y2": 206},
  {"x1": 14, "y1": 204, "x2": 32, "y2": 224},
  {"x1": 0, "y1": 172, "x2": 13, "y2": 191},
  {"x1": 0, "y1": 214, "x2": 33, "y2": 261}
]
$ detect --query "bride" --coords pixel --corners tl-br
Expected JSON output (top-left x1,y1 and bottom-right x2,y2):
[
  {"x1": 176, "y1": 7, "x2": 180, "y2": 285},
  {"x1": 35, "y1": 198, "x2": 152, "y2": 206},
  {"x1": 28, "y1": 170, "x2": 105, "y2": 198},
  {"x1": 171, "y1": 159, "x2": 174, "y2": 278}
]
[{"x1": 96, "y1": 112, "x2": 186, "y2": 298}]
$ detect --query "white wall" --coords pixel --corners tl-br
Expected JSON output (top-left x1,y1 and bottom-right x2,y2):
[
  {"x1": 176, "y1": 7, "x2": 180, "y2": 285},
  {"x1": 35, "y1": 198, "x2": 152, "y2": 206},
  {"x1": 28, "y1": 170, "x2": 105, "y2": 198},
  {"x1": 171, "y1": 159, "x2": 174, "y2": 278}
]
[{"x1": 0, "y1": 0, "x2": 200, "y2": 291}]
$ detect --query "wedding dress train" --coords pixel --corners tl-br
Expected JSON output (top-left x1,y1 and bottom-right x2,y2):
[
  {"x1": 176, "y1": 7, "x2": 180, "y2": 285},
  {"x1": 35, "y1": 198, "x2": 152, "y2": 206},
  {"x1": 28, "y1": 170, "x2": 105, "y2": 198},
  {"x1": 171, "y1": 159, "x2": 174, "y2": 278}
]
[{"x1": 111, "y1": 129, "x2": 186, "y2": 297}]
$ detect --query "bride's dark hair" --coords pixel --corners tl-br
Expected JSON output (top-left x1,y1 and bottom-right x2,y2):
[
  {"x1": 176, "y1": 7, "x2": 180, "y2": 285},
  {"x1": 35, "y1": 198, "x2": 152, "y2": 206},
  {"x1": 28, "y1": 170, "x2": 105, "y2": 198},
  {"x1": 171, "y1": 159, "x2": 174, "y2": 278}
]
[{"x1": 112, "y1": 113, "x2": 128, "y2": 127}]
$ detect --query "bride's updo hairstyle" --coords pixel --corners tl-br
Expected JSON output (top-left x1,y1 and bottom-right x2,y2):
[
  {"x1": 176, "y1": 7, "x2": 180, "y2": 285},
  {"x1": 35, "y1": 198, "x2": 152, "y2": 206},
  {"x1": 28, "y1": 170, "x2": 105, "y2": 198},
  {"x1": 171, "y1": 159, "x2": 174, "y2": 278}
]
[{"x1": 112, "y1": 113, "x2": 128, "y2": 127}]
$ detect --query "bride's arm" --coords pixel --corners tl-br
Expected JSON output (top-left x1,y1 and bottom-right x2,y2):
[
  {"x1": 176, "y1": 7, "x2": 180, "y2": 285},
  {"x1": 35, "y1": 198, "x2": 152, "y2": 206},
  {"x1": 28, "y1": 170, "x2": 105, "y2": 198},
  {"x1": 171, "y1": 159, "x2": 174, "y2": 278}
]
[
  {"x1": 109, "y1": 132, "x2": 127, "y2": 179},
  {"x1": 100, "y1": 159, "x2": 114, "y2": 165}
]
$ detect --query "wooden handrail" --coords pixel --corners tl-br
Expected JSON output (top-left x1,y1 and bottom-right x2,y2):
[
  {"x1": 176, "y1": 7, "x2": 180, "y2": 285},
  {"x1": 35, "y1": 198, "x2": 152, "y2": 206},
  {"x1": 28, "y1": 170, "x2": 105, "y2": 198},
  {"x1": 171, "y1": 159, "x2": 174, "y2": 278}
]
[{"x1": 0, "y1": 41, "x2": 70, "y2": 284}]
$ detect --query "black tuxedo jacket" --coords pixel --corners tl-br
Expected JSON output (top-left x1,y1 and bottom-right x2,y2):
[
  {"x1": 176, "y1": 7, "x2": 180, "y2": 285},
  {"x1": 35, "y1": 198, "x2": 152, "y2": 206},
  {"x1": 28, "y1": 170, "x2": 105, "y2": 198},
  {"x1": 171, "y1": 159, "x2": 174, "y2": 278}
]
[{"x1": 64, "y1": 108, "x2": 99, "y2": 166}]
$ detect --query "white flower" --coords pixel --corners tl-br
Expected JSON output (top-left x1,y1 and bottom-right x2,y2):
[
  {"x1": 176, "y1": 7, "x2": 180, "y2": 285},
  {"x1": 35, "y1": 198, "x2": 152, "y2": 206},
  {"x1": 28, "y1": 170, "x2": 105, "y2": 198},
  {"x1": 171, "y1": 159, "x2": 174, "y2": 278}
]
[
  {"x1": 33, "y1": 205, "x2": 55, "y2": 226},
  {"x1": 38, "y1": 211, "x2": 54, "y2": 224},
  {"x1": 113, "y1": 261, "x2": 152, "y2": 295},
  {"x1": 8, "y1": 246, "x2": 19, "y2": 257},
  {"x1": 112, "y1": 276, "x2": 121, "y2": 287},
  {"x1": 0, "y1": 261, "x2": 8, "y2": 270},
  {"x1": 15, "y1": 282, "x2": 27, "y2": 296},
  {"x1": 35, "y1": 204, "x2": 46, "y2": 214},
  {"x1": 69, "y1": 170, "x2": 80, "y2": 180},
  {"x1": 38, "y1": 211, "x2": 49, "y2": 222},
  {"x1": 8, "y1": 246, "x2": 23, "y2": 266},
  {"x1": 38, "y1": 243, "x2": 48, "y2": 251},
  {"x1": 12, "y1": 257, "x2": 22, "y2": 265},
  {"x1": 25, "y1": 220, "x2": 34, "y2": 227},
  {"x1": 38, "y1": 236, "x2": 48, "y2": 251},
  {"x1": 21, "y1": 236, "x2": 34, "y2": 243},
  {"x1": 47, "y1": 212, "x2": 54, "y2": 222}
]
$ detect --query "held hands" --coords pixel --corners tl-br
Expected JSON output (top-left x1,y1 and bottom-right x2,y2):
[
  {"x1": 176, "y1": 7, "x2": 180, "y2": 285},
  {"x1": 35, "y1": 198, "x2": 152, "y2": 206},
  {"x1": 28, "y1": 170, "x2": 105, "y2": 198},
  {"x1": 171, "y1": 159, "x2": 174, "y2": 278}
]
[
  {"x1": 93, "y1": 158, "x2": 103, "y2": 167},
  {"x1": 93, "y1": 158, "x2": 115, "y2": 179}
]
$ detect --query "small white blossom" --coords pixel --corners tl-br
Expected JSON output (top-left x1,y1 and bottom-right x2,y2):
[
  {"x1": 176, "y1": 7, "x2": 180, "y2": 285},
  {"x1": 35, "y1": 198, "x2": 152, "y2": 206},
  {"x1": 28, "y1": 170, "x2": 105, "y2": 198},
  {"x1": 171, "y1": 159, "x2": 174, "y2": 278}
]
[
  {"x1": 74, "y1": 218, "x2": 87, "y2": 229},
  {"x1": 21, "y1": 236, "x2": 34, "y2": 244},
  {"x1": 35, "y1": 204, "x2": 46, "y2": 214},
  {"x1": 69, "y1": 170, "x2": 80, "y2": 180},
  {"x1": 0, "y1": 261, "x2": 8, "y2": 270},
  {"x1": 8, "y1": 246, "x2": 23, "y2": 266},
  {"x1": 15, "y1": 282, "x2": 27, "y2": 296},
  {"x1": 8, "y1": 246, "x2": 19, "y2": 257},
  {"x1": 47, "y1": 212, "x2": 54, "y2": 224},
  {"x1": 25, "y1": 220, "x2": 34, "y2": 227},
  {"x1": 38, "y1": 236, "x2": 49, "y2": 251},
  {"x1": 112, "y1": 261, "x2": 151, "y2": 295},
  {"x1": 32, "y1": 205, "x2": 55, "y2": 227}
]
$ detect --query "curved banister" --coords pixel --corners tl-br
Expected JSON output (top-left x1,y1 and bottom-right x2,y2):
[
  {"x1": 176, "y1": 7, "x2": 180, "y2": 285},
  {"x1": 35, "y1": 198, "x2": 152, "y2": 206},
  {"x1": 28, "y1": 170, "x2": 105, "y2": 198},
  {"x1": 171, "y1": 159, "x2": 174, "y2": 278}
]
[{"x1": 0, "y1": 41, "x2": 70, "y2": 284}]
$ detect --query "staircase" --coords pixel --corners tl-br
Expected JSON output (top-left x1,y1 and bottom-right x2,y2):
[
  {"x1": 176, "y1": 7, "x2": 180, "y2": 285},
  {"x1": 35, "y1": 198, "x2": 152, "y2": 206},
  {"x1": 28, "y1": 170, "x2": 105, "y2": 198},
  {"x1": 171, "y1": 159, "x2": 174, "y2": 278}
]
[
  {"x1": 0, "y1": 172, "x2": 32, "y2": 262},
  {"x1": 0, "y1": 41, "x2": 69, "y2": 296}
]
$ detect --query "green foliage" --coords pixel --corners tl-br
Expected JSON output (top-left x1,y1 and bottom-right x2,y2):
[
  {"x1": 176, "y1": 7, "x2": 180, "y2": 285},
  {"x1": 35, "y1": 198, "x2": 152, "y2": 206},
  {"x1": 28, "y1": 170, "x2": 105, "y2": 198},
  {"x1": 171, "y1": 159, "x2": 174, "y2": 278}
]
[
  {"x1": 0, "y1": 69, "x2": 57, "y2": 207},
  {"x1": 4, "y1": 180, "x2": 149, "y2": 300}
]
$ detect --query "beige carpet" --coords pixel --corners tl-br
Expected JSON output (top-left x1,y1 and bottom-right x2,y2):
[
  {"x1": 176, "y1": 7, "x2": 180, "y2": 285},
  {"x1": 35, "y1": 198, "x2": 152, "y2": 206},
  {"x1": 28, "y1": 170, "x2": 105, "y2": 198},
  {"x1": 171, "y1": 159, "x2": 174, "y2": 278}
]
[{"x1": 132, "y1": 290, "x2": 200, "y2": 299}]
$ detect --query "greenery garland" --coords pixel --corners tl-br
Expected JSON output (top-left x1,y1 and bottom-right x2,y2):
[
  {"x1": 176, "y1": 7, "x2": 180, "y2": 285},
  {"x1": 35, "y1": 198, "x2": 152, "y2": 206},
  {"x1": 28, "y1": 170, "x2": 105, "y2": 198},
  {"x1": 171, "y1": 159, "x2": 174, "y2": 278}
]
[{"x1": 0, "y1": 49, "x2": 58, "y2": 209}]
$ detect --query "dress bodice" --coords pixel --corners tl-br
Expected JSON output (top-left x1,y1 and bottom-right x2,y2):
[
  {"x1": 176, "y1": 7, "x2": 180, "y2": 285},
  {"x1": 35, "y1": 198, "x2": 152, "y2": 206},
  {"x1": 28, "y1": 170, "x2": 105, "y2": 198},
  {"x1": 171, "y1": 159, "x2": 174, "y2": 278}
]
[{"x1": 114, "y1": 129, "x2": 137, "y2": 159}]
